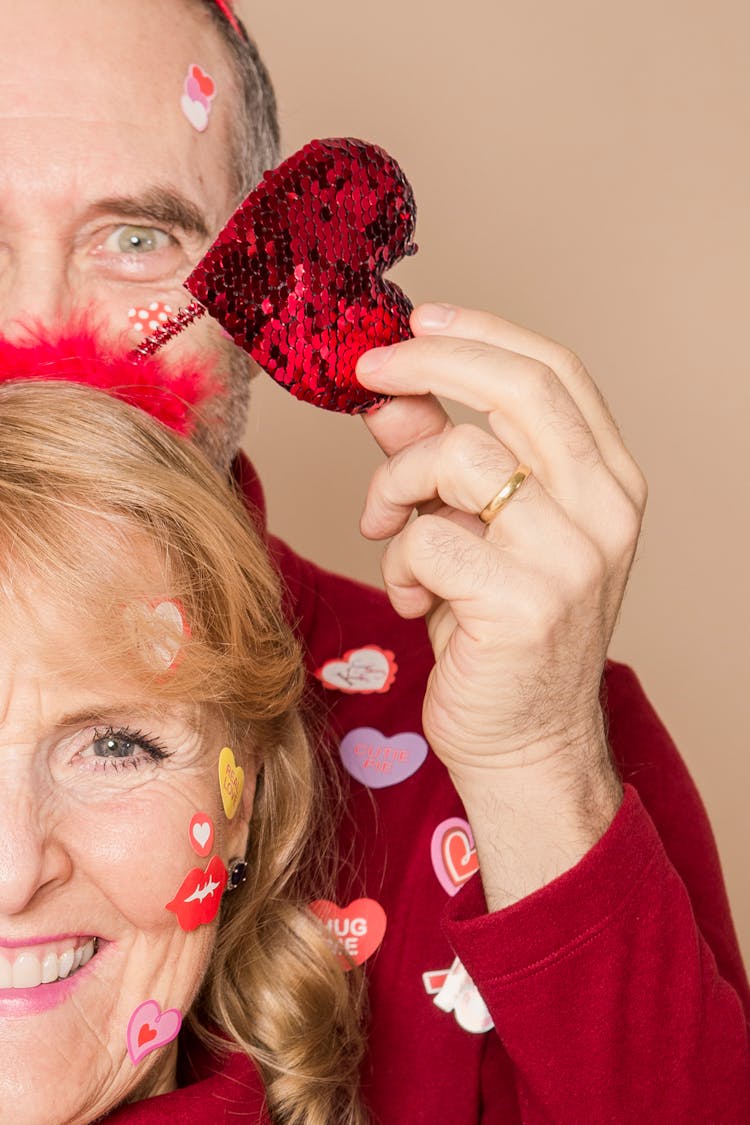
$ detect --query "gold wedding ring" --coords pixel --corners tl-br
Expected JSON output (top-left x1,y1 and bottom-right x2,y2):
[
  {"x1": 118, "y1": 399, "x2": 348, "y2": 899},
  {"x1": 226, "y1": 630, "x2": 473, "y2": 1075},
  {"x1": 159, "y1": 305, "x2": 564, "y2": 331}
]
[{"x1": 478, "y1": 464, "x2": 532, "y2": 525}]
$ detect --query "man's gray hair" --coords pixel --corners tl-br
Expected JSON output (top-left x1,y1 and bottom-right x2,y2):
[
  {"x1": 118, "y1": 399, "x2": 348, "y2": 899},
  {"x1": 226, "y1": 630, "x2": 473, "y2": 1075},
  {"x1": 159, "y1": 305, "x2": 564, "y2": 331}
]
[{"x1": 198, "y1": 1, "x2": 281, "y2": 194}]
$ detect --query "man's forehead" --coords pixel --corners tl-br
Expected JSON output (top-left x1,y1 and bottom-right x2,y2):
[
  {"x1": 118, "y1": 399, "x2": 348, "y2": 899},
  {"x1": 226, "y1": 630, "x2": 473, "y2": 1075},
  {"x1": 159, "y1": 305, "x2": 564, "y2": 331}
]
[{"x1": 0, "y1": 0, "x2": 228, "y2": 118}]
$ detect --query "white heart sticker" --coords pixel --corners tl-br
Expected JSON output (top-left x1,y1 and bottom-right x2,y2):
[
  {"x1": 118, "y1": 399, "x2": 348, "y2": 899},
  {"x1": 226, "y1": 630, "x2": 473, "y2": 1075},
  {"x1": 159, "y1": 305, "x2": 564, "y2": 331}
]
[{"x1": 315, "y1": 646, "x2": 397, "y2": 695}]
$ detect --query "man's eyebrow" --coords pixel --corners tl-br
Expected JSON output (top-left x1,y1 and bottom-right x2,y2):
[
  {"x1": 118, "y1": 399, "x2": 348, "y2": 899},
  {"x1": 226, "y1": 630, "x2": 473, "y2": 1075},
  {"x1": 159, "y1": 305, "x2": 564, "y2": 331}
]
[{"x1": 86, "y1": 189, "x2": 210, "y2": 238}]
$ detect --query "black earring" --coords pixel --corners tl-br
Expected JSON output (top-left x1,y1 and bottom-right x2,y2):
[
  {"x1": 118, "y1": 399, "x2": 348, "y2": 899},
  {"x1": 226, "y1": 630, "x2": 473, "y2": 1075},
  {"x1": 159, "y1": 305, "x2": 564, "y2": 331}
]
[{"x1": 226, "y1": 857, "x2": 248, "y2": 892}]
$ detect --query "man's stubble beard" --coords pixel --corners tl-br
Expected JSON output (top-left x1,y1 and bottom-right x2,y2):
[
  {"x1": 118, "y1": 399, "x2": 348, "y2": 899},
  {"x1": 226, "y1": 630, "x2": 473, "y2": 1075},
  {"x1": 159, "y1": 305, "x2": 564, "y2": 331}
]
[{"x1": 191, "y1": 337, "x2": 256, "y2": 473}]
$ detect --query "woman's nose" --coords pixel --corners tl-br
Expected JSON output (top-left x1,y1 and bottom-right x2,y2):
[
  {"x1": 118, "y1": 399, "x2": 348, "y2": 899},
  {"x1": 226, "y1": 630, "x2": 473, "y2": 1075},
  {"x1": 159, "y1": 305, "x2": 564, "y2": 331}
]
[{"x1": 0, "y1": 781, "x2": 71, "y2": 915}]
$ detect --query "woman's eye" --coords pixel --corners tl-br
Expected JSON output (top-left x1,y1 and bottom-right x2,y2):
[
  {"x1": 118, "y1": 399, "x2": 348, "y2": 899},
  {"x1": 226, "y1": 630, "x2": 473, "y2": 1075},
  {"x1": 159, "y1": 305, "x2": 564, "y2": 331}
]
[
  {"x1": 103, "y1": 225, "x2": 174, "y2": 255},
  {"x1": 78, "y1": 727, "x2": 171, "y2": 773}
]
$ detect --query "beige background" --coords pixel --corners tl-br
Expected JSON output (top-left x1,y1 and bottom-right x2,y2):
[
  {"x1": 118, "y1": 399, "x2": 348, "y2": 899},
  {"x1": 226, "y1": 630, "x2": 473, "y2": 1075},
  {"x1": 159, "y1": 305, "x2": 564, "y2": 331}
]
[{"x1": 238, "y1": 1, "x2": 749, "y2": 962}]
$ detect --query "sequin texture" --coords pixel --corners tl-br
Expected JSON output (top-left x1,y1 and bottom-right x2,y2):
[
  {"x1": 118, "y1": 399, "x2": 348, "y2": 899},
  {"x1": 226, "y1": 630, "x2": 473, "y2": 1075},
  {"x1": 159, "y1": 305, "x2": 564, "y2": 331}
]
[{"x1": 185, "y1": 138, "x2": 417, "y2": 414}]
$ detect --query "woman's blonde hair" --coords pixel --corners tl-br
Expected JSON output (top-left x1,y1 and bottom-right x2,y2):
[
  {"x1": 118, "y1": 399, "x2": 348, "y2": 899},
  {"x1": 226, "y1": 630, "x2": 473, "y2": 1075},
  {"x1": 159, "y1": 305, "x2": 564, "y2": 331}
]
[{"x1": 0, "y1": 379, "x2": 366, "y2": 1125}]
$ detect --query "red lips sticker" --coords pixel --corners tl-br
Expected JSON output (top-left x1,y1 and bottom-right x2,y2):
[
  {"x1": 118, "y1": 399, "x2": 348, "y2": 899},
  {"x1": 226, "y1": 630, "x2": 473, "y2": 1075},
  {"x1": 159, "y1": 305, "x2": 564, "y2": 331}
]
[
  {"x1": 165, "y1": 855, "x2": 228, "y2": 931},
  {"x1": 308, "y1": 898, "x2": 387, "y2": 970}
]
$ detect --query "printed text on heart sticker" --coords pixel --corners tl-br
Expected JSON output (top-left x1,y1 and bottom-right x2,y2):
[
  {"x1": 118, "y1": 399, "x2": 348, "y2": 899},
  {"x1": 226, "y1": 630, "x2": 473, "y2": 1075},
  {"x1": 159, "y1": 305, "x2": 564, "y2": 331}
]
[{"x1": 308, "y1": 898, "x2": 387, "y2": 970}]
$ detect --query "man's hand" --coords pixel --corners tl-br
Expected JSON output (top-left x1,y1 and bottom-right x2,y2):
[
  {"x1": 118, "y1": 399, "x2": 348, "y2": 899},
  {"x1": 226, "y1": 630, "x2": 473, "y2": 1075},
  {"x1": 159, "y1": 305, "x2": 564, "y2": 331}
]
[{"x1": 357, "y1": 304, "x2": 645, "y2": 909}]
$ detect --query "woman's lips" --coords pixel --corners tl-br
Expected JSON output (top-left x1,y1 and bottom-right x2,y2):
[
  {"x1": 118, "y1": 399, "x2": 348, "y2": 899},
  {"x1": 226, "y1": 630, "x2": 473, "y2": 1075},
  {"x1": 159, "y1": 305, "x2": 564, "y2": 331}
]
[{"x1": 0, "y1": 936, "x2": 97, "y2": 988}]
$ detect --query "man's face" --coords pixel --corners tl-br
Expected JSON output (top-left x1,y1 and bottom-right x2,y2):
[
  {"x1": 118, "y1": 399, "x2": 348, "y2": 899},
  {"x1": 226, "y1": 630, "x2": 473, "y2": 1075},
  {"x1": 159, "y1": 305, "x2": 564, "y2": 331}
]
[{"x1": 0, "y1": 0, "x2": 252, "y2": 465}]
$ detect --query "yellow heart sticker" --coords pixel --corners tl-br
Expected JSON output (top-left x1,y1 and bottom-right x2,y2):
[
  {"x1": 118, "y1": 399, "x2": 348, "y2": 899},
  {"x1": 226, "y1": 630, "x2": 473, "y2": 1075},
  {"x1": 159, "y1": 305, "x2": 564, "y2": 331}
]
[{"x1": 218, "y1": 747, "x2": 244, "y2": 820}]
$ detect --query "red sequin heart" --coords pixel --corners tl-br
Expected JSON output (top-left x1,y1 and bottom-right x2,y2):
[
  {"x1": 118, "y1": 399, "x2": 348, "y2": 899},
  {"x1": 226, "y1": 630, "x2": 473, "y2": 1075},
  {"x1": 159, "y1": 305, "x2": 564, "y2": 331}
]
[{"x1": 185, "y1": 138, "x2": 417, "y2": 414}]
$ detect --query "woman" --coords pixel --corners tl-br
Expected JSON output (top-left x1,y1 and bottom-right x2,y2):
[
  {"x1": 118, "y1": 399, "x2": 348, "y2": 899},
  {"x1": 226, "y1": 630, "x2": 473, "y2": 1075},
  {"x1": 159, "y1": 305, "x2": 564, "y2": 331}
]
[{"x1": 0, "y1": 378, "x2": 365, "y2": 1125}]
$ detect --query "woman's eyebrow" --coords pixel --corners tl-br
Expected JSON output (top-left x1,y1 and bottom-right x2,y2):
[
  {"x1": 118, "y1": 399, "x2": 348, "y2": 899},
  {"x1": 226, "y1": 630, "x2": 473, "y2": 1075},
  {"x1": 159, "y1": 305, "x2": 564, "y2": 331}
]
[{"x1": 85, "y1": 188, "x2": 210, "y2": 238}]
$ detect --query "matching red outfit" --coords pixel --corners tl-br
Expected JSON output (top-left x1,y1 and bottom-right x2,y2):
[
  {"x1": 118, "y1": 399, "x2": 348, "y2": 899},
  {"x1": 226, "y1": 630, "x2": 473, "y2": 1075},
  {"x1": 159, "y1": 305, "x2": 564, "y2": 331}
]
[{"x1": 104, "y1": 454, "x2": 750, "y2": 1123}]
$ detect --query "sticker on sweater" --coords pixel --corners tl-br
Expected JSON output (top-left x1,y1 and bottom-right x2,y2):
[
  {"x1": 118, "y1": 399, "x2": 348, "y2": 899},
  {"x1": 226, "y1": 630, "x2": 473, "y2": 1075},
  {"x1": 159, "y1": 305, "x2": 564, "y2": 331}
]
[
  {"x1": 308, "y1": 898, "x2": 387, "y2": 970},
  {"x1": 339, "y1": 727, "x2": 428, "y2": 788},
  {"x1": 315, "y1": 645, "x2": 397, "y2": 694},
  {"x1": 423, "y1": 958, "x2": 494, "y2": 1034},
  {"x1": 188, "y1": 812, "x2": 215, "y2": 858},
  {"x1": 431, "y1": 817, "x2": 479, "y2": 896},
  {"x1": 127, "y1": 999, "x2": 183, "y2": 1065},
  {"x1": 180, "y1": 63, "x2": 216, "y2": 133},
  {"x1": 165, "y1": 855, "x2": 228, "y2": 931}
]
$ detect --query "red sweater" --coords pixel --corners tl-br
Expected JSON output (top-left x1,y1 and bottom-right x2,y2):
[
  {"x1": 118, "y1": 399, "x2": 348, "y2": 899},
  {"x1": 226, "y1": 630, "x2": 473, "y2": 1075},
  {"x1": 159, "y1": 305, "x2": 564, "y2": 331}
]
[{"x1": 103, "y1": 456, "x2": 750, "y2": 1124}]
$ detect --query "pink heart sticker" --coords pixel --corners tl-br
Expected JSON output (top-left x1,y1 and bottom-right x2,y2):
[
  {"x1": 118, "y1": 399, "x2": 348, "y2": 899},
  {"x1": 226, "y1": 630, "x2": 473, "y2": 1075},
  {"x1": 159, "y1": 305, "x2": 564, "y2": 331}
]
[
  {"x1": 431, "y1": 817, "x2": 479, "y2": 896},
  {"x1": 185, "y1": 75, "x2": 208, "y2": 106},
  {"x1": 315, "y1": 645, "x2": 397, "y2": 695},
  {"x1": 190, "y1": 63, "x2": 216, "y2": 99},
  {"x1": 308, "y1": 898, "x2": 387, "y2": 970},
  {"x1": 127, "y1": 1000, "x2": 182, "y2": 1065},
  {"x1": 188, "y1": 812, "x2": 215, "y2": 858},
  {"x1": 339, "y1": 727, "x2": 428, "y2": 788}
]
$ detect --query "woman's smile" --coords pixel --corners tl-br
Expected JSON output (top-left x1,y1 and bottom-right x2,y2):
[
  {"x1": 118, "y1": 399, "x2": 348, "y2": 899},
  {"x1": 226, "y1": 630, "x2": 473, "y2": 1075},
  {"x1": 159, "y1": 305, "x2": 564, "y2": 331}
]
[{"x1": 0, "y1": 935, "x2": 100, "y2": 1014}]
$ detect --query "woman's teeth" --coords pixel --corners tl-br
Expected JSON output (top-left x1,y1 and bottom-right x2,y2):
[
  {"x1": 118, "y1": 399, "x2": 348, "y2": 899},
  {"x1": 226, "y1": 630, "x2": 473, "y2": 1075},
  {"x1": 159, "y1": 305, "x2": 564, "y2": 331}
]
[{"x1": 0, "y1": 939, "x2": 97, "y2": 989}]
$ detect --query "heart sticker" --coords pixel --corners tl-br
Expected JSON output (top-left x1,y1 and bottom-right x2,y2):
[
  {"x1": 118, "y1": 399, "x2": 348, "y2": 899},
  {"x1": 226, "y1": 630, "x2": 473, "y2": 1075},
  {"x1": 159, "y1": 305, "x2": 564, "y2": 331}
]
[
  {"x1": 188, "y1": 812, "x2": 215, "y2": 858},
  {"x1": 339, "y1": 727, "x2": 428, "y2": 788},
  {"x1": 165, "y1": 855, "x2": 228, "y2": 931},
  {"x1": 431, "y1": 817, "x2": 480, "y2": 897},
  {"x1": 308, "y1": 898, "x2": 387, "y2": 971},
  {"x1": 184, "y1": 138, "x2": 417, "y2": 414},
  {"x1": 423, "y1": 958, "x2": 494, "y2": 1034},
  {"x1": 127, "y1": 999, "x2": 183, "y2": 1065},
  {"x1": 315, "y1": 645, "x2": 397, "y2": 695},
  {"x1": 218, "y1": 746, "x2": 244, "y2": 820},
  {"x1": 190, "y1": 63, "x2": 216, "y2": 99},
  {"x1": 181, "y1": 62, "x2": 216, "y2": 134}
]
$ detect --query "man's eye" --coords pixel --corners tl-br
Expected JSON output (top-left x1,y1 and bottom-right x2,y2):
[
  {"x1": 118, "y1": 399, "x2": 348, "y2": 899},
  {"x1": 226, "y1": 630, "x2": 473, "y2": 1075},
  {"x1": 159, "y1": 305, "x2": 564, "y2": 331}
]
[{"x1": 104, "y1": 225, "x2": 173, "y2": 255}]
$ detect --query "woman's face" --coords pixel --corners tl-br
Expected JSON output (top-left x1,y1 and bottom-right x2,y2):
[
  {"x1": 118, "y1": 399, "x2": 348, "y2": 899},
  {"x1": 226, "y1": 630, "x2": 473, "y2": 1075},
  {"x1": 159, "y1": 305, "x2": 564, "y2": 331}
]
[{"x1": 0, "y1": 585, "x2": 252, "y2": 1124}]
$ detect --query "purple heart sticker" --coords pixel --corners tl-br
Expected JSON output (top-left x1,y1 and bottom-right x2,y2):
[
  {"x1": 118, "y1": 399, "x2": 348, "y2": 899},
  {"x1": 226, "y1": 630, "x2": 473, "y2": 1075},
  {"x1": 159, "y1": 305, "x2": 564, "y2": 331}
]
[{"x1": 339, "y1": 727, "x2": 428, "y2": 789}]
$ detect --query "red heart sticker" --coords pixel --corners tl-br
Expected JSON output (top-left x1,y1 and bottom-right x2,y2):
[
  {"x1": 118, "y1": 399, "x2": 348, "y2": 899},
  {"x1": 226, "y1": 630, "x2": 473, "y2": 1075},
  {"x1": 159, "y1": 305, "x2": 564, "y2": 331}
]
[
  {"x1": 188, "y1": 812, "x2": 215, "y2": 858},
  {"x1": 190, "y1": 63, "x2": 216, "y2": 98},
  {"x1": 137, "y1": 1023, "x2": 158, "y2": 1049},
  {"x1": 185, "y1": 138, "x2": 417, "y2": 414},
  {"x1": 431, "y1": 818, "x2": 479, "y2": 896},
  {"x1": 308, "y1": 898, "x2": 386, "y2": 970}
]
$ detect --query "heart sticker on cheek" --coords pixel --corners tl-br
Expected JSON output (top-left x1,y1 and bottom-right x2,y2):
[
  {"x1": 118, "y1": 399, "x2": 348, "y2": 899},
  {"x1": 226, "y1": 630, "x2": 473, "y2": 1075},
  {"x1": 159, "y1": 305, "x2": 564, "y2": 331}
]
[
  {"x1": 218, "y1": 746, "x2": 244, "y2": 820},
  {"x1": 308, "y1": 898, "x2": 387, "y2": 970},
  {"x1": 183, "y1": 138, "x2": 417, "y2": 414},
  {"x1": 431, "y1": 817, "x2": 480, "y2": 896},
  {"x1": 127, "y1": 1000, "x2": 182, "y2": 1065},
  {"x1": 189, "y1": 812, "x2": 215, "y2": 858}
]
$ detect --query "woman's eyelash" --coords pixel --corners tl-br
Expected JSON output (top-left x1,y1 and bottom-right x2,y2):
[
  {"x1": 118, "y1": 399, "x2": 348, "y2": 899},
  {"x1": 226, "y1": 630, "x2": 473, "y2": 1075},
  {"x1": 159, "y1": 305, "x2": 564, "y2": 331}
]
[{"x1": 91, "y1": 726, "x2": 173, "y2": 763}]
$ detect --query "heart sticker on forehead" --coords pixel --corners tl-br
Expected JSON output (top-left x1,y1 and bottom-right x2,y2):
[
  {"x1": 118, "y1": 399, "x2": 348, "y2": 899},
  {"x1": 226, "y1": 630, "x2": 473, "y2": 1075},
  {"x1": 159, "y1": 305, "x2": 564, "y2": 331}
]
[{"x1": 134, "y1": 139, "x2": 418, "y2": 415}]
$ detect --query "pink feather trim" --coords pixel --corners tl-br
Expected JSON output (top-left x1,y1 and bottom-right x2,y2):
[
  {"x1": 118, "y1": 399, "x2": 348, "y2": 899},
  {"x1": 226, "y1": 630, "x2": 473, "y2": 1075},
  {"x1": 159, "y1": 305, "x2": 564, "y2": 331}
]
[{"x1": 0, "y1": 324, "x2": 220, "y2": 436}]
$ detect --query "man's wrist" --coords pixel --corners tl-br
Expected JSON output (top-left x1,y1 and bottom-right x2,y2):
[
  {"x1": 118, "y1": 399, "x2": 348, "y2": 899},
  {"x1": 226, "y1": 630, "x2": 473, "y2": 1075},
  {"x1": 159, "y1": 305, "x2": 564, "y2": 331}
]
[{"x1": 450, "y1": 741, "x2": 623, "y2": 912}]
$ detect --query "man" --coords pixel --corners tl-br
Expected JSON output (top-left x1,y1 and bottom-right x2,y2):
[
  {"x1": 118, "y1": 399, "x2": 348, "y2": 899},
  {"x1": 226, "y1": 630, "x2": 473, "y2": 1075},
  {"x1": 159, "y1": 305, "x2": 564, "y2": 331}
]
[{"x1": 0, "y1": 1, "x2": 747, "y2": 1120}]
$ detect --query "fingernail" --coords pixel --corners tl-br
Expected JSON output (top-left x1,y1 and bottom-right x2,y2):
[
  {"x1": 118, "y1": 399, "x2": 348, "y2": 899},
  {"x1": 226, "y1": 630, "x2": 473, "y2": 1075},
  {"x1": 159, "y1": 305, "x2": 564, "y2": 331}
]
[
  {"x1": 415, "y1": 302, "x2": 455, "y2": 329},
  {"x1": 357, "y1": 345, "x2": 394, "y2": 376}
]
